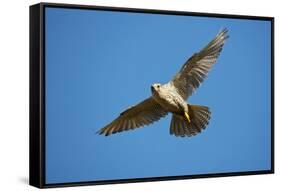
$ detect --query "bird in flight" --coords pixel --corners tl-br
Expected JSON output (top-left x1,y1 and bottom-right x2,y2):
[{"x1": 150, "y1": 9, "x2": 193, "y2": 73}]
[{"x1": 97, "y1": 28, "x2": 229, "y2": 137}]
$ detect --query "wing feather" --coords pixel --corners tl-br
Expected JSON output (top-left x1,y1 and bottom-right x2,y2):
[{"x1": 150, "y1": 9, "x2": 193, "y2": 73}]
[
  {"x1": 97, "y1": 97, "x2": 168, "y2": 136},
  {"x1": 169, "y1": 28, "x2": 229, "y2": 99}
]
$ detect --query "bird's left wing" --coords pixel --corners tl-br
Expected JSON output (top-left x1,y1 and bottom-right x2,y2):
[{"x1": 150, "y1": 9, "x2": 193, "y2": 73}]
[
  {"x1": 168, "y1": 28, "x2": 229, "y2": 99},
  {"x1": 97, "y1": 97, "x2": 168, "y2": 136}
]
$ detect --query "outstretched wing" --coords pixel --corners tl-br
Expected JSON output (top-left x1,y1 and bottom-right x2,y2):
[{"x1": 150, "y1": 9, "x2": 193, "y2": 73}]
[
  {"x1": 97, "y1": 97, "x2": 168, "y2": 136},
  {"x1": 168, "y1": 28, "x2": 229, "y2": 99}
]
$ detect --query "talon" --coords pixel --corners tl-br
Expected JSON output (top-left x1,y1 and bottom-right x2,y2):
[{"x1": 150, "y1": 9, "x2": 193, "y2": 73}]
[{"x1": 184, "y1": 112, "x2": 191, "y2": 123}]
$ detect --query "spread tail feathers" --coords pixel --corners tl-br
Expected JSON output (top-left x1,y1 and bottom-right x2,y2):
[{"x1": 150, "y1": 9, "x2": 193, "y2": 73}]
[{"x1": 170, "y1": 104, "x2": 211, "y2": 137}]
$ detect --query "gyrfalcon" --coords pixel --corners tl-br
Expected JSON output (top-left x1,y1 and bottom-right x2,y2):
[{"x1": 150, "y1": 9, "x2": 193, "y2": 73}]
[{"x1": 97, "y1": 28, "x2": 228, "y2": 137}]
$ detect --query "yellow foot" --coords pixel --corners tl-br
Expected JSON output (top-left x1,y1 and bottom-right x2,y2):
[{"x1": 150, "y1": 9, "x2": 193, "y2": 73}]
[{"x1": 184, "y1": 112, "x2": 191, "y2": 123}]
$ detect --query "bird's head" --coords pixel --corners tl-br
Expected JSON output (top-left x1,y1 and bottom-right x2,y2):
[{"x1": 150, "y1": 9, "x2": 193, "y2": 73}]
[{"x1": 151, "y1": 83, "x2": 162, "y2": 94}]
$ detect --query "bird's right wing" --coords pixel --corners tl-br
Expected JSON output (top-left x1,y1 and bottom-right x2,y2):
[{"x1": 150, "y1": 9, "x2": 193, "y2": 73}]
[{"x1": 97, "y1": 97, "x2": 168, "y2": 136}]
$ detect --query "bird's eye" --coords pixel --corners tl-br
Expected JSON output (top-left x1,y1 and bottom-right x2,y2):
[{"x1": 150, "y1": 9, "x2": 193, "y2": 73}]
[{"x1": 157, "y1": 85, "x2": 160, "y2": 88}]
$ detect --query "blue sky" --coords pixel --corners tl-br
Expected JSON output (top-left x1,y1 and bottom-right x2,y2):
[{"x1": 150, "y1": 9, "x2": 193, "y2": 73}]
[{"x1": 45, "y1": 7, "x2": 272, "y2": 184}]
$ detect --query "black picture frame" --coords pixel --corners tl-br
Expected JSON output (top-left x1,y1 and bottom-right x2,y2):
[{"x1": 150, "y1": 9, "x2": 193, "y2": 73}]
[{"x1": 29, "y1": 2, "x2": 274, "y2": 188}]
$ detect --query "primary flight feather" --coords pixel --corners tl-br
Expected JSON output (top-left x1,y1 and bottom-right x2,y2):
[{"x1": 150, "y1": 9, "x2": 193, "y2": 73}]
[{"x1": 98, "y1": 28, "x2": 229, "y2": 137}]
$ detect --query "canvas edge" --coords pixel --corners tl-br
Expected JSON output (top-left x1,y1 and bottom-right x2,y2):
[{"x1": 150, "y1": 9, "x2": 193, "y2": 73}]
[
  {"x1": 29, "y1": 3, "x2": 45, "y2": 188},
  {"x1": 270, "y1": 17, "x2": 274, "y2": 174},
  {"x1": 41, "y1": 2, "x2": 274, "y2": 20}
]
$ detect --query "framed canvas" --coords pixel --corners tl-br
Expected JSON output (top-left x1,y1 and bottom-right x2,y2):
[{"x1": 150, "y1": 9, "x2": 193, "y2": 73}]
[{"x1": 29, "y1": 2, "x2": 274, "y2": 188}]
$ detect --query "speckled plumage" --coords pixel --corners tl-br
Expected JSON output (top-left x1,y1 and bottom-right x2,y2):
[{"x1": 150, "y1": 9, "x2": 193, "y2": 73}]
[
  {"x1": 151, "y1": 83, "x2": 187, "y2": 115},
  {"x1": 98, "y1": 28, "x2": 228, "y2": 137}
]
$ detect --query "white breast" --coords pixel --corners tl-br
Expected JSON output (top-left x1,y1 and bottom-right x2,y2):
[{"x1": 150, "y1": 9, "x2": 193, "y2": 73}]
[{"x1": 152, "y1": 85, "x2": 185, "y2": 113}]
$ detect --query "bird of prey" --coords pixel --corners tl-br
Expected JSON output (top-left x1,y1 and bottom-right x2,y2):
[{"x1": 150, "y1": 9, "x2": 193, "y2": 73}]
[{"x1": 97, "y1": 28, "x2": 228, "y2": 137}]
